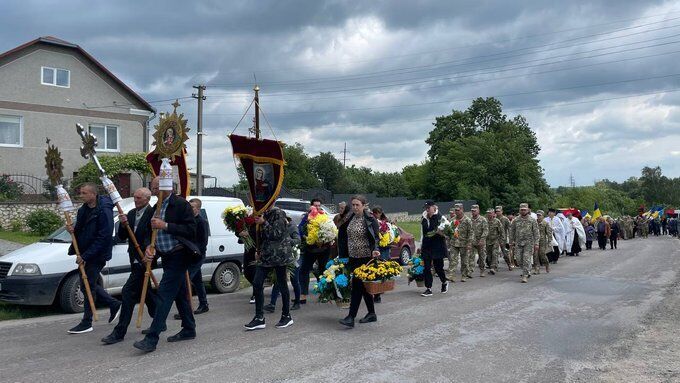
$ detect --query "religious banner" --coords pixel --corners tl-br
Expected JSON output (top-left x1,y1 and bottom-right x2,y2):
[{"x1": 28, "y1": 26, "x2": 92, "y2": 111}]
[
  {"x1": 147, "y1": 100, "x2": 190, "y2": 197},
  {"x1": 228, "y1": 134, "x2": 284, "y2": 215}
]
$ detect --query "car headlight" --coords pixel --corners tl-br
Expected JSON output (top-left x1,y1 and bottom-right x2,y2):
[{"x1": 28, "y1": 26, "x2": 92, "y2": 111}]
[{"x1": 13, "y1": 263, "x2": 42, "y2": 276}]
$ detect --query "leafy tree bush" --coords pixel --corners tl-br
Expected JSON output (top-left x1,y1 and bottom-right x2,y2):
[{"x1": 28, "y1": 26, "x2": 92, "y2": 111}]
[
  {"x1": 25, "y1": 209, "x2": 63, "y2": 236},
  {"x1": 0, "y1": 174, "x2": 23, "y2": 201}
]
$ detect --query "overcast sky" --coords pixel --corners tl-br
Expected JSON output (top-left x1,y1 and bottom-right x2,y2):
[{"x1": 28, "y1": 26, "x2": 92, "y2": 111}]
[{"x1": 2, "y1": 0, "x2": 680, "y2": 188}]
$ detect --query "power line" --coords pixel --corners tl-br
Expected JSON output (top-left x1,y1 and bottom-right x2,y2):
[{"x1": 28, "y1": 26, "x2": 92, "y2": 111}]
[
  {"x1": 209, "y1": 18, "x2": 680, "y2": 87},
  {"x1": 200, "y1": 71, "x2": 680, "y2": 116},
  {"x1": 84, "y1": 96, "x2": 194, "y2": 110},
  {"x1": 208, "y1": 10, "x2": 680, "y2": 78}
]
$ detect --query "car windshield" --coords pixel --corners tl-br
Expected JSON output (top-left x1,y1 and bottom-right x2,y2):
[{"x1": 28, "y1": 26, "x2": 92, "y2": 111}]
[{"x1": 40, "y1": 226, "x2": 72, "y2": 243}]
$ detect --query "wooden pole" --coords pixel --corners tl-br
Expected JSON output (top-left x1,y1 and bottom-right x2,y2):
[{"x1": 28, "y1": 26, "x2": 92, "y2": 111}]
[
  {"x1": 114, "y1": 204, "x2": 159, "y2": 289},
  {"x1": 136, "y1": 190, "x2": 164, "y2": 329},
  {"x1": 185, "y1": 271, "x2": 193, "y2": 311},
  {"x1": 64, "y1": 212, "x2": 98, "y2": 322}
]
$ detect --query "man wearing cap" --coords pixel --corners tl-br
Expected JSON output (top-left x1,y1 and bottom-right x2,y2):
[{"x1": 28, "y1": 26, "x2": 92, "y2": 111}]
[
  {"x1": 420, "y1": 201, "x2": 449, "y2": 296},
  {"x1": 509, "y1": 203, "x2": 539, "y2": 283},
  {"x1": 447, "y1": 203, "x2": 474, "y2": 282},
  {"x1": 535, "y1": 210, "x2": 552, "y2": 274},
  {"x1": 485, "y1": 208, "x2": 505, "y2": 274},
  {"x1": 470, "y1": 205, "x2": 489, "y2": 277},
  {"x1": 495, "y1": 206, "x2": 513, "y2": 268}
]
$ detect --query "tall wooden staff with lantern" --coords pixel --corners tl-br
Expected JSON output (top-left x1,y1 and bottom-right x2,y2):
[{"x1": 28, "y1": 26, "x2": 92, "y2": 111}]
[
  {"x1": 45, "y1": 138, "x2": 98, "y2": 321},
  {"x1": 75, "y1": 124, "x2": 159, "y2": 289},
  {"x1": 137, "y1": 100, "x2": 193, "y2": 329}
]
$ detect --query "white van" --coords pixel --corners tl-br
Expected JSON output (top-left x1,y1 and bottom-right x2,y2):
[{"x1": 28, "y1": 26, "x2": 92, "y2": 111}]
[{"x1": 0, "y1": 196, "x2": 245, "y2": 313}]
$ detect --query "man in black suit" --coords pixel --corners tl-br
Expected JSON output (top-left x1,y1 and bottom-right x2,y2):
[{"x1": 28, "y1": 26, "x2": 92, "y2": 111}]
[
  {"x1": 174, "y1": 198, "x2": 210, "y2": 319},
  {"x1": 133, "y1": 177, "x2": 198, "y2": 353},
  {"x1": 101, "y1": 187, "x2": 159, "y2": 344}
]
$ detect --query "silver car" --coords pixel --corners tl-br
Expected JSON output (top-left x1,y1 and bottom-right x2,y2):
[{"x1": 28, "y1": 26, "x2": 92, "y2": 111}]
[{"x1": 273, "y1": 198, "x2": 335, "y2": 226}]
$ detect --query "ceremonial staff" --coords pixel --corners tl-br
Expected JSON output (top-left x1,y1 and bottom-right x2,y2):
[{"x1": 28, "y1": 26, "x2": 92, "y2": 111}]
[
  {"x1": 136, "y1": 158, "x2": 172, "y2": 328},
  {"x1": 45, "y1": 138, "x2": 98, "y2": 321},
  {"x1": 75, "y1": 124, "x2": 159, "y2": 289}
]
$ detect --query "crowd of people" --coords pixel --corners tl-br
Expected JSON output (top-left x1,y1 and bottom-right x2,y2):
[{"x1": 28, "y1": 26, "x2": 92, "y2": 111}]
[{"x1": 64, "y1": 185, "x2": 671, "y2": 353}]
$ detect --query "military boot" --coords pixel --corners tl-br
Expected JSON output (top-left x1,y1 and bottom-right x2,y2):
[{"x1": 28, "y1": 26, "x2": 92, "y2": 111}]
[
  {"x1": 545, "y1": 264, "x2": 550, "y2": 273},
  {"x1": 521, "y1": 275, "x2": 528, "y2": 283},
  {"x1": 480, "y1": 269, "x2": 486, "y2": 277}
]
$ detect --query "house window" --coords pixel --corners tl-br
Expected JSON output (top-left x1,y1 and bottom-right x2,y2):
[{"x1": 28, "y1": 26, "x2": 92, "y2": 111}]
[
  {"x1": 41, "y1": 66, "x2": 70, "y2": 87},
  {"x1": 0, "y1": 115, "x2": 22, "y2": 147},
  {"x1": 88, "y1": 124, "x2": 119, "y2": 151}
]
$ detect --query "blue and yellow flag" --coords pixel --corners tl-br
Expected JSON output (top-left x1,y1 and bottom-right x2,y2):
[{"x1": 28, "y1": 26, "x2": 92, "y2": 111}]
[{"x1": 591, "y1": 202, "x2": 602, "y2": 223}]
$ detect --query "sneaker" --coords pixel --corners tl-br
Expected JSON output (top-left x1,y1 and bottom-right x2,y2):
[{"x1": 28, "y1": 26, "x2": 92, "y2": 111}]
[
  {"x1": 263, "y1": 304, "x2": 276, "y2": 313},
  {"x1": 421, "y1": 289, "x2": 433, "y2": 297},
  {"x1": 275, "y1": 315, "x2": 294, "y2": 329},
  {"x1": 441, "y1": 282, "x2": 449, "y2": 294},
  {"x1": 109, "y1": 302, "x2": 122, "y2": 324},
  {"x1": 291, "y1": 302, "x2": 301, "y2": 311},
  {"x1": 244, "y1": 317, "x2": 266, "y2": 331},
  {"x1": 249, "y1": 296, "x2": 255, "y2": 304},
  {"x1": 68, "y1": 322, "x2": 93, "y2": 334}
]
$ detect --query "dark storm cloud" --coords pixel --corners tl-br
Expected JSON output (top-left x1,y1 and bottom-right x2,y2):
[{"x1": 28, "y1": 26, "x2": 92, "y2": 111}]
[{"x1": 1, "y1": 0, "x2": 678, "y2": 186}]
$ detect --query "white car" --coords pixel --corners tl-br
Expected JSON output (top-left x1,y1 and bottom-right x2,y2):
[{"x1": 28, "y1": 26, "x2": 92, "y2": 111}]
[
  {"x1": 273, "y1": 198, "x2": 335, "y2": 226},
  {"x1": 0, "y1": 196, "x2": 245, "y2": 313}
]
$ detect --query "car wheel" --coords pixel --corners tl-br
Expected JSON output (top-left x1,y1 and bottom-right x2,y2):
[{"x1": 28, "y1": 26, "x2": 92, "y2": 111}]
[
  {"x1": 399, "y1": 246, "x2": 412, "y2": 265},
  {"x1": 59, "y1": 273, "x2": 84, "y2": 313},
  {"x1": 212, "y1": 262, "x2": 241, "y2": 293}
]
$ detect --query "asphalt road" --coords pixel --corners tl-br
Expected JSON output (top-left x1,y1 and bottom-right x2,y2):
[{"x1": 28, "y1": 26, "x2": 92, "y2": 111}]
[{"x1": 1, "y1": 236, "x2": 679, "y2": 383}]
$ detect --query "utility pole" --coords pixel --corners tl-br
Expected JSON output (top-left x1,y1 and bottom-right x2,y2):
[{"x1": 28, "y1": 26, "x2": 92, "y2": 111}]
[
  {"x1": 569, "y1": 173, "x2": 576, "y2": 188},
  {"x1": 253, "y1": 84, "x2": 260, "y2": 139},
  {"x1": 342, "y1": 142, "x2": 348, "y2": 167},
  {"x1": 192, "y1": 84, "x2": 206, "y2": 195}
]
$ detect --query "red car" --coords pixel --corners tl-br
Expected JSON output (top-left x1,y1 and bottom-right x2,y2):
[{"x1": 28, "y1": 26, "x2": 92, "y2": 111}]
[{"x1": 389, "y1": 226, "x2": 416, "y2": 265}]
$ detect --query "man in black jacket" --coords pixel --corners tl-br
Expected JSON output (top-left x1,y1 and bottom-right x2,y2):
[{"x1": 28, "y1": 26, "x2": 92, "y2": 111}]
[
  {"x1": 101, "y1": 187, "x2": 158, "y2": 344},
  {"x1": 174, "y1": 198, "x2": 210, "y2": 319},
  {"x1": 66, "y1": 183, "x2": 121, "y2": 334},
  {"x1": 133, "y1": 177, "x2": 198, "y2": 353}
]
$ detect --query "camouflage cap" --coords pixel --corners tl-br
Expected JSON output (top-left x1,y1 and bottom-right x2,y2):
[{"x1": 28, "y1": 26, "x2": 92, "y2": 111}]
[
  {"x1": 495, "y1": 205, "x2": 503, "y2": 211},
  {"x1": 486, "y1": 208, "x2": 495, "y2": 214},
  {"x1": 519, "y1": 203, "x2": 529, "y2": 209},
  {"x1": 471, "y1": 204, "x2": 479, "y2": 210},
  {"x1": 453, "y1": 203, "x2": 464, "y2": 211},
  {"x1": 536, "y1": 209, "x2": 545, "y2": 216}
]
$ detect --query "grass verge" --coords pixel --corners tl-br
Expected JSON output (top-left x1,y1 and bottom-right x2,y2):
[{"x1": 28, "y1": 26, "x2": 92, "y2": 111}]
[
  {"x1": 0, "y1": 231, "x2": 43, "y2": 245},
  {"x1": 397, "y1": 221, "x2": 422, "y2": 240},
  {"x1": 0, "y1": 303, "x2": 61, "y2": 321}
]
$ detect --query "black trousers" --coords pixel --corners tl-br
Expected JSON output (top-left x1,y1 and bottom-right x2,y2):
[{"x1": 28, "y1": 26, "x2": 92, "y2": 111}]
[
  {"x1": 609, "y1": 236, "x2": 618, "y2": 249},
  {"x1": 300, "y1": 247, "x2": 330, "y2": 295},
  {"x1": 80, "y1": 261, "x2": 120, "y2": 325},
  {"x1": 423, "y1": 255, "x2": 446, "y2": 289},
  {"x1": 253, "y1": 265, "x2": 289, "y2": 318},
  {"x1": 348, "y1": 257, "x2": 375, "y2": 319},
  {"x1": 597, "y1": 233, "x2": 607, "y2": 249},
  {"x1": 144, "y1": 250, "x2": 196, "y2": 343},
  {"x1": 243, "y1": 250, "x2": 257, "y2": 297},
  {"x1": 547, "y1": 246, "x2": 559, "y2": 263},
  {"x1": 188, "y1": 257, "x2": 208, "y2": 307},
  {"x1": 113, "y1": 263, "x2": 158, "y2": 338}
]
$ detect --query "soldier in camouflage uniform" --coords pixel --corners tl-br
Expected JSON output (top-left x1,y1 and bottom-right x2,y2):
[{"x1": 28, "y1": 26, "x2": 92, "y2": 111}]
[
  {"x1": 495, "y1": 206, "x2": 513, "y2": 269},
  {"x1": 636, "y1": 215, "x2": 648, "y2": 238},
  {"x1": 509, "y1": 203, "x2": 540, "y2": 283},
  {"x1": 470, "y1": 205, "x2": 489, "y2": 277},
  {"x1": 534, "y1": 210, "x2": 552, "y2": 275},
  {"x1": 485, "y1": 208, "x2": 503, "y2": 275},
  {"x1": 447, "y1": 203, "x2": 474, "y2": 282}
]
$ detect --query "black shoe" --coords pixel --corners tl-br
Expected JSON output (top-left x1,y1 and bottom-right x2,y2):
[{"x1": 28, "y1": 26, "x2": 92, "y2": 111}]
[
  {"x1": 263, "y1": 304, "x2": 276, "y2": 313},
  {"x1": 194, "y1": 305, "x2": 209, "y2": 315},
  {"x1": 441, "y1": 282, "x2": 449, "y2": 294},
  {"x1": 167, "y1": 329, "x2": 196, "y2": 342},
  {"x1": 299, "y1": 299, "x2": 307, "y2": 305},
  {"x1": 101, "y1": 333, "x2": 124, "y2": 345},
  {"x1": 109, "y1": 302, "x2": 122, "y2": 324},
  {"x1": 68, "y1": 322, "x2": 93, "y2": 334},
  {"x1": 133, "y1": 338, "x2": 156, "y2": 353},
  {"x1": 275, "y1": 315, "x2": 294, "y2": 329},
  {"x1": 244, "y1": 317, "x2": 266, "y2": 331},
  {"x1": 290, "y1": 302, "x2": 301, "y2": 311},
  {"x1": 373, "y1": 295, "x2": 382, "y2": 303},
  {"x1": 338, "y1": 316, "x2": 354, "y2": 328},
  {"x1": 421, "y1": 289, "x2": 433, "y2": 297},
  {"x1": 141, "y1": 324, "x2": 167, "y2": 335},
  {"x1": 249, "y1": 296, "x2": 255, "y2": 304},
  {"x1": 173, "y1": 313, "x2": 181, "y2": 320},
  {"x1": 359, "y1": 313, "x2": 377, "y2": 324}
]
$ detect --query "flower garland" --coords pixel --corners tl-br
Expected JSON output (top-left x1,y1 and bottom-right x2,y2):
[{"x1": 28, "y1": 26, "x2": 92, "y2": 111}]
[{"x1": 222, "y1": 205, "x2": 255, "y2": 250}]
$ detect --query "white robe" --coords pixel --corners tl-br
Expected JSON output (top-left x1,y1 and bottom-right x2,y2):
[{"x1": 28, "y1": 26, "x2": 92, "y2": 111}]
[
  {"x1": 545, "y1": 216, "x2": 566, "y2": 254},
  {"x1": 571, "y1": 217, "x2": 586, "y2": 250},
  {"x1": 558, "y1": 213, "x2": 572, "y2": 252}
]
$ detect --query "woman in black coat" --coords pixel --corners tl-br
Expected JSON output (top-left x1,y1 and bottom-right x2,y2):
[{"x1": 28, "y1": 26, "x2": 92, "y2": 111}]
[
  {"x1": 419, "y1": 200, "x2": 449, "y2": 296},
  {"x1": 338, "y1": 195, "x2": 381, "y2": 328}
]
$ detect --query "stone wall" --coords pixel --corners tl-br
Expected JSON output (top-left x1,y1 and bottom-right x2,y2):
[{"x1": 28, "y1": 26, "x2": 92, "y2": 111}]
[{"x1": 0, "y1": 202, "x2": 82, "y2": 231}]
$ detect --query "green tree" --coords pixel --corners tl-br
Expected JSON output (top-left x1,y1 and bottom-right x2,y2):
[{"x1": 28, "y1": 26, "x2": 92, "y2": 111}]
[
  {"x1": 72, "y1": 153, "x2": 151, "y2": 190},
  {"x1": 553, "y1": 185, "x2": 642, "y2": 217},
  {"x1": 311, "y1": 152, "x2": 344, "y2": 191},
  {"x1": 282, "y1": 143, "x2": 320, "y2": 189}
]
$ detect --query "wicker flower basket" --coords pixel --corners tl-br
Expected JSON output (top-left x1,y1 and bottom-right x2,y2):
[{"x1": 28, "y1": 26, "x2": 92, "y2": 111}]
[
  {"x1": 363, "y1": 279, "x2": 396, "y2": 295},
  {"x1": 335, "y1": 299, "x2": 350, "y2": 309}
]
